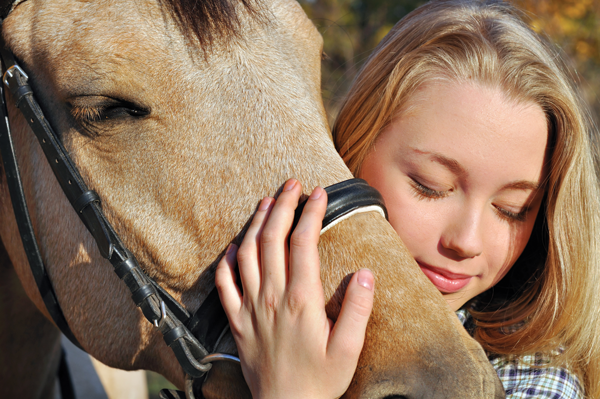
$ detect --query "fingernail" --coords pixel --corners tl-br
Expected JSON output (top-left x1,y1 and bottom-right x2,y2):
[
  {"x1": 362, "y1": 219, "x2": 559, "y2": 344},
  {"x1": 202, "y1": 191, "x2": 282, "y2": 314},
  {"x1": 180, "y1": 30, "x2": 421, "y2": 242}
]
[
  {"x1": 309, "y1": 186, "x2": 323, "y2": 200},
  {"x1": 258, "y1": 197, "x2": 271, "y2": 211},
  {"x1": 356, "y1": 269, "x2": 374, "y2": 291},
  {"x1": 284, "y1": 179, "x2": 297, "y2": 191},
  {"x1": 226, "y1": 244, "x2": 234, "y2": 254}
]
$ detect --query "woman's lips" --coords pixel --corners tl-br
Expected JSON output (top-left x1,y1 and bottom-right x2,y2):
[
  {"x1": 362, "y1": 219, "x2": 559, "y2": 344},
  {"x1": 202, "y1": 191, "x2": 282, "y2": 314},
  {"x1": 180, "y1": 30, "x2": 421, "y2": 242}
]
[{"x1": 418, "y1": 262, "x2": 472, "y2": 293}]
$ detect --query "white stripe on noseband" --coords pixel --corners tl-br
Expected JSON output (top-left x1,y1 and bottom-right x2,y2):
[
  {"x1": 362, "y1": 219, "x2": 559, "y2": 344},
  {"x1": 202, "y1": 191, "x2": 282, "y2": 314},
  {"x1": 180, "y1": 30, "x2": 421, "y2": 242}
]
[
  {"x1": 320, "y1": 205, "x2": 387, "y2": 235},
  {"x1": 8, "y1": 0, "x2": 25, "y2": 14}
]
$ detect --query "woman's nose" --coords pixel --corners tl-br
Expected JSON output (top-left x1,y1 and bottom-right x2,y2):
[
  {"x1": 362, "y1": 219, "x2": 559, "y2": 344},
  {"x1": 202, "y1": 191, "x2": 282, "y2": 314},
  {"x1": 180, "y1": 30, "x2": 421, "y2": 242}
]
[{"x1": 440, "y1": 208, "x2": 483, "y2": 259}]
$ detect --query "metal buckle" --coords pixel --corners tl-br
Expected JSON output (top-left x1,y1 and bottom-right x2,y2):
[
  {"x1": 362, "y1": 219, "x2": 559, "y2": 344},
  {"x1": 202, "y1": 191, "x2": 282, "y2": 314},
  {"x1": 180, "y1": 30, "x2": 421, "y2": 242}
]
[
  {"x1": 199, "y1": 353, "x2": 241, "y2": 365},
  {"x1": 3, "y1": 64, "x2": 28, "y2": 87},
  {"x1": 198, "y1": 324, "x2": 240, "y2": 365},
  {"x1": 183, "y1": 354, "x2": 241, "y2": 399},
  {"x1": 153, "y1": 300, "x2": 167, "y2": 329}
]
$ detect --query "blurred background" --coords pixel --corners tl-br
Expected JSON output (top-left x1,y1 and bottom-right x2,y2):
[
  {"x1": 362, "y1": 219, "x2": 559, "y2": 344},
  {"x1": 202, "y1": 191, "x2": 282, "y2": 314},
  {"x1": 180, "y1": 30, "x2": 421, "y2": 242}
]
[
  {"x1": 147, "y1": 0, "x2": 600, "y2": 396},
  {"x1": 298, "y1": 0, "x2": 600, "y2": 126}
]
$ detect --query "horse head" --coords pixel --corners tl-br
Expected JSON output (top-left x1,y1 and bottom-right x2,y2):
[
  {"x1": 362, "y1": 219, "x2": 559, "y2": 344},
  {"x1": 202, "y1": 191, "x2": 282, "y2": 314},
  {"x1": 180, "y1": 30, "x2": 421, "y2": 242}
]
[{"x1": 0, "y1": 0, "x2": 503, "y2": 397}]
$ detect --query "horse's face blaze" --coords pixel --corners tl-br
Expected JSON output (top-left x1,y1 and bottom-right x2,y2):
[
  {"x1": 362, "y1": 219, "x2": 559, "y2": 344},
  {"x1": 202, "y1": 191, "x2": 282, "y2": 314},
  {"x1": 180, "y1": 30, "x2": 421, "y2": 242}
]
[{"x1": 0, "y1": 0, "x2": 503, "y2": 397}]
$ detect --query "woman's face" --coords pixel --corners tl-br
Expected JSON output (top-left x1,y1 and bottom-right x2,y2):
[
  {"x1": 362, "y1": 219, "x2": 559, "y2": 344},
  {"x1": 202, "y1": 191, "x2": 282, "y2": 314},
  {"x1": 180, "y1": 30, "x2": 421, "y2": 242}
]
[{"x1": 360, "y1": 81, "x2": 548, "y2": 311}]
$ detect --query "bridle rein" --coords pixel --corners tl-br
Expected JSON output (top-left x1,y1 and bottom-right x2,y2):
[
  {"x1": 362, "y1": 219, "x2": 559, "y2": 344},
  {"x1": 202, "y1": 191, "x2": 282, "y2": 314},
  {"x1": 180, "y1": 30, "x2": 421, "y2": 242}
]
[{"x1": 0, "y1": 3, "x2": 387, "y2": 398}]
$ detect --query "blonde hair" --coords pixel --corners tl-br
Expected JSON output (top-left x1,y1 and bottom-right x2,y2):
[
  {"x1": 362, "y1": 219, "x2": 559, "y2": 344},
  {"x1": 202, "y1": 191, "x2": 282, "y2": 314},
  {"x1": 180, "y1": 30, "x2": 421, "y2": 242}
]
[{"x1": 333, "y1": 0, "x2": 600, "y2": 395}]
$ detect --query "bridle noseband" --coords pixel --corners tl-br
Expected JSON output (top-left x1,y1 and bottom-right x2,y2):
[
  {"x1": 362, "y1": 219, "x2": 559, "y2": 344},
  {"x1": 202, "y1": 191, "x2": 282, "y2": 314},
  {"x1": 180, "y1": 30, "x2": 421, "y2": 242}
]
[{"x1": 0, "y1": 5, "x2": 387, "y2": 399}]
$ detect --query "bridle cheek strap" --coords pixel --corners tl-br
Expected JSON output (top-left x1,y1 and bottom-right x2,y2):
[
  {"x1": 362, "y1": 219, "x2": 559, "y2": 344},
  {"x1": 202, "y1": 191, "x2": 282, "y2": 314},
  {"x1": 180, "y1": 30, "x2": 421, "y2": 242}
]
[{"x1": 0, "y1": 66, "x2": 82, "y2": 347}]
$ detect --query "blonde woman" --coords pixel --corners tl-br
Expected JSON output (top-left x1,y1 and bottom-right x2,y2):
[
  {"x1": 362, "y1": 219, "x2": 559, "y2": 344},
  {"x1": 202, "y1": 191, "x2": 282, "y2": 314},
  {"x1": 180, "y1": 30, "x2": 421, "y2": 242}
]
[{"x1": 216, "y1": 0, "x2": 600, "y2": 397}]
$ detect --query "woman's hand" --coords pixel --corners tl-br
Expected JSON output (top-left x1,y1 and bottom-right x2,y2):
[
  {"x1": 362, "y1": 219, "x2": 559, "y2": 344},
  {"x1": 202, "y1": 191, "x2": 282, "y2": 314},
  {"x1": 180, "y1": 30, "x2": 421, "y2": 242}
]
[{"x1": 215, "y1": 179, "x2": 375, "y2": 399}]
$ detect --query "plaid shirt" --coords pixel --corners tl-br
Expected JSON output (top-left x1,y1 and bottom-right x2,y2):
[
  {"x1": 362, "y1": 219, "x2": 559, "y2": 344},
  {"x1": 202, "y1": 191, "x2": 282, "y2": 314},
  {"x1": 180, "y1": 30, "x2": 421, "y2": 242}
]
[{"x1": 456, "y1": 309, "x2": 584, "y2": 398}]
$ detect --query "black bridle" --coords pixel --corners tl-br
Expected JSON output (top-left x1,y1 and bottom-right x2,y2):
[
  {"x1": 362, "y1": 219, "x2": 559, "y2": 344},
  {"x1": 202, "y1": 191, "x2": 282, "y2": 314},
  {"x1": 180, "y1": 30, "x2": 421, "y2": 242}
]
[{"x1": 0, "y1": 3, "x2": 387, "y2": 398}]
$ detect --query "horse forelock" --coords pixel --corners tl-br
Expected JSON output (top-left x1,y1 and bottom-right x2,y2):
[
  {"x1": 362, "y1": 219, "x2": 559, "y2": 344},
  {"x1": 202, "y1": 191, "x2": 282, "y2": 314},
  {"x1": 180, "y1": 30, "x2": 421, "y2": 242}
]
[{"x1": 159, "y1": 0, "x2": 266, "y2": 49}]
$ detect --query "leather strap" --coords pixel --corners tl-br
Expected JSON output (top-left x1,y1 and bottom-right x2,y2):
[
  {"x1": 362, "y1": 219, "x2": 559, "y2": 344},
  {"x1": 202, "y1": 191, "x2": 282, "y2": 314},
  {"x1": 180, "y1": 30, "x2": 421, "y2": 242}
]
[
  {"x1": 293, "y1": 178, "x2": 387, "y2": 233},
  {"x1": 0, "y1": 64, "x2": 81, "y2": 347},
  {"x1": 185, "y1": 288, "x2": 229, "y2": 354},
  {"x1": 58, "y1": 347, "x2": 76, "y2": 399}
]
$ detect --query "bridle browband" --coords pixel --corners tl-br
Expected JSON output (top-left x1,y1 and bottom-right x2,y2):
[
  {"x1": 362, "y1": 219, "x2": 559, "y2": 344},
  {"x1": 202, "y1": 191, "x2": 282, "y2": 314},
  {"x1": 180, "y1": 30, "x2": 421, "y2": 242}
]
[{"x1": 0, "y1": 3, "x2": 387, "y2": 398}]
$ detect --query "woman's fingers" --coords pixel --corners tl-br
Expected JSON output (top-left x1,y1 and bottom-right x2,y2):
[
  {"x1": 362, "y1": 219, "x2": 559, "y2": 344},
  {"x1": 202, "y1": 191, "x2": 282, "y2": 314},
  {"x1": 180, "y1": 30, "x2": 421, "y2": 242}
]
[
  {"x1": 327, "y1": 269, "x2": 374, "y2": 367},
  {"x1": 217, "y1": 181, "x2": 375, "y2": 399},
  {"x1": 237, "y1": 196, "x2": 274, "y2": 297},
  {"x1": 215, "y1": 244, "x2": 242, "y2": 317},
  {"x1": 288, "y1": 186, "x2": 327, "y2": 292},
  {"x1": 259, "y1": 179, "x2": 302, "y2": 296}
]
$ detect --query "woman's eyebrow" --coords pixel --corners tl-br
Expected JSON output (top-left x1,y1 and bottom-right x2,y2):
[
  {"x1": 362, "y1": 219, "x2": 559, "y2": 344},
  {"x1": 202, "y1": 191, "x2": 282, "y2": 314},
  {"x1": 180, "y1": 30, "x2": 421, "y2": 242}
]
[
  {"x1": 501, "y1": 180, "x2": 541, "y2": 191},
  {"x1": 411, "y1": 148, "x2": 466, "y2": 176}
]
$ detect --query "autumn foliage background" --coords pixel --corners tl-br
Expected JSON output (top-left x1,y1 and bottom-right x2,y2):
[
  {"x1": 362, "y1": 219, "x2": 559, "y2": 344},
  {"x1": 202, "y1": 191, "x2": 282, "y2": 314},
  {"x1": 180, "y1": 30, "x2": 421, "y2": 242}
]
[{"x1": 299, "y1": 0, "x2": 600, "y2": 126}]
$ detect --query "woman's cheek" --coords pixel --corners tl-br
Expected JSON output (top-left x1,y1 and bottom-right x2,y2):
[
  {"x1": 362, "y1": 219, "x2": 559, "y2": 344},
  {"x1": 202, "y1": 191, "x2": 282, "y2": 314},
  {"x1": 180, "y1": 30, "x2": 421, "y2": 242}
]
[
  {"x1": 480, "y1": 218, "x2": 523, "y2": 287},
  {"x1": 389, "y1": 196, "x2": 443, "y2": 258}
]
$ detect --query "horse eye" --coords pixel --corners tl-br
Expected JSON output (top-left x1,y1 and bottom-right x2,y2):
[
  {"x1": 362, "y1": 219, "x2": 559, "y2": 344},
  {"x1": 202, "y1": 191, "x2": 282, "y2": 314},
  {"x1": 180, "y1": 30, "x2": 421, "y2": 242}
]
[
  {"x1": 99, "y1": 105, "x2": 149, "y2": 120},
  {"x1": 70, "y1": 97, "x2": 150, "y2": 123}
]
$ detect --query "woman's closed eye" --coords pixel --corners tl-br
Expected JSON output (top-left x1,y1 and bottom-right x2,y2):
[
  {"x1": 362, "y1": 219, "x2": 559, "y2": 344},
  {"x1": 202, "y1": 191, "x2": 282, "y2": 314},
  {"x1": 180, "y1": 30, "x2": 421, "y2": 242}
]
[
  {"x1": 409, "y1": 177, "x2": 451, "y2": 200},
  {"x1": 494, "y1": 204, "x2": 530, "y2": 222},
  {"x1": 410, "y1": 176, "x2": 533, "y2": 222}
]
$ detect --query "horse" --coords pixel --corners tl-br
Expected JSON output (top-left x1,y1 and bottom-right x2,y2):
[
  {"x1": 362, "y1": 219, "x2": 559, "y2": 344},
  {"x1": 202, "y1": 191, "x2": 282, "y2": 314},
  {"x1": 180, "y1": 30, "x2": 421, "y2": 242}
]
[{"x1": 0, "y1": 0, "x2": 504, "y2": 397}]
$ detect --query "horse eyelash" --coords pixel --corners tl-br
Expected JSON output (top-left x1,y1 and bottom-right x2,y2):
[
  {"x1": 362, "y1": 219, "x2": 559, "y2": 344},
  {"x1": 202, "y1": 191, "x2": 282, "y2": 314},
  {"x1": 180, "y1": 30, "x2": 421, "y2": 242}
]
[{"x1": 71, "y1": 106, "x2": 104, "y2": 123}]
